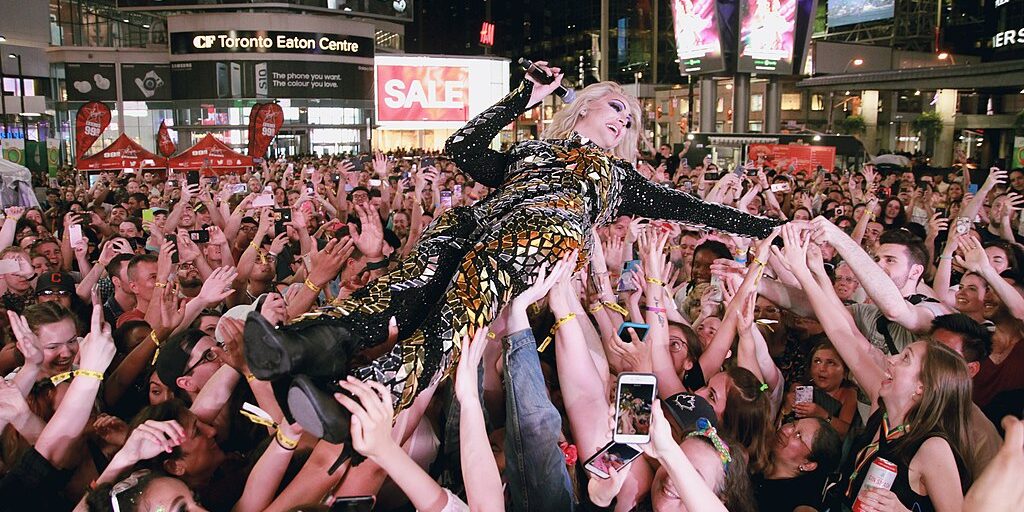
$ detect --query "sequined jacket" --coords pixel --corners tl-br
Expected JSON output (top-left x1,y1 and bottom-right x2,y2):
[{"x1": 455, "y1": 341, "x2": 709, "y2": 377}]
[{"x1": 444, "y1": 80, "x2": 784, "y2": 240}]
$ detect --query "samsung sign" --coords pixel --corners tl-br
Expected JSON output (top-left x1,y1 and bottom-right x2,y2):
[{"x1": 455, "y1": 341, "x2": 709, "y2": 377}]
[
  {"x1": 170, "y1": 30, "x2": 374, "y2": 58},
  {"x1": 993, "y1": 27, "x2": 1024, "y2": 49}
]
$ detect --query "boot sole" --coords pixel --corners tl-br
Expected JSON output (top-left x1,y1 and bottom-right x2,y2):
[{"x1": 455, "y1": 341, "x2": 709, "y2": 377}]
[
  {"x1": 287, "y1": 375, "x2": 350, "y2": 445},
  {"x1": 244, "y1": 313, "x2": 293, "y2": 381}
]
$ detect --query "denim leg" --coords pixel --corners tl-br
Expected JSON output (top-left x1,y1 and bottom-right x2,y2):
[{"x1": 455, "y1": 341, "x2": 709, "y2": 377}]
[{"x1": 503, "y1": 329, "x2": 575, "y2": 512}]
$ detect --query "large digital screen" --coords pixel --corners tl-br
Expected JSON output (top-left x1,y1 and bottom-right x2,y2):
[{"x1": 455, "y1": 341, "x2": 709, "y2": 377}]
[
  {"x1": 737, "y1": 0, "x2": 798, "y2": 74},
  {"x1": 170, "y1": 60, "x2": 373, "y2": 101},
  {"x1": 827, "y1": 0, "x2": 895, "y2": 28},
  {"x1": 671, "y1": 0, "x2": 727, "y2": 75}
]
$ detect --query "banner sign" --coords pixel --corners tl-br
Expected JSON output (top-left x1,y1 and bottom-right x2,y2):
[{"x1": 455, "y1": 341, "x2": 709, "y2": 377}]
[
  {"x1": 746, "y1": 143, "x2": 836, "y2": 174},
  {"x1": 75, "y1": 101, "x2": 112, "y2": 160},
  {"x1": 170, "y1": 30, "x2": 373, "y2": 58},
  {"x1": 157, "y1": 120, "x2": 177, "y2": 157},
  {"x1": 250, "y1": 103, "x2": 284, "y2": 158},
  {"x1": 2, "y1": 139, "x2": 25, "y2": 166},
  {"x1": 737, "y1": 0, "x2": 798, "y2": 75},
  {"x1": 246, "y1": 103, "x2": 264, "y2": 156},
  {"x1": 171, "y1": 60, "x2": 373, "y2": 100},
  {"x1": 376, "y1": 65, "x2": 470, "y2": 122},
  {"x1": 1012, "y1": 136, "x2": 1024, "y2": 170}
]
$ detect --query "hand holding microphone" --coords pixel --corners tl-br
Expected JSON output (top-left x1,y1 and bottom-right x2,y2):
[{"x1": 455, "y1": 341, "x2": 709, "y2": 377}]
[{"x1": 520, "y1": 58, "x2": 576, "y2": 107}]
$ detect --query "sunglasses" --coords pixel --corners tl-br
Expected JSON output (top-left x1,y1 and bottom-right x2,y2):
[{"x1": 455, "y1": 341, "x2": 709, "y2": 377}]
[{"x1": 39, "y1": 289, "x2": 71, "y2": 296}]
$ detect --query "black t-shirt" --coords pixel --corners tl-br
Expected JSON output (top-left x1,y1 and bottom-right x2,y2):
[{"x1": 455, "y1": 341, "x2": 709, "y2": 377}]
[{"x1": 752, "y1": 472, "x2": 826, "y2": 512}]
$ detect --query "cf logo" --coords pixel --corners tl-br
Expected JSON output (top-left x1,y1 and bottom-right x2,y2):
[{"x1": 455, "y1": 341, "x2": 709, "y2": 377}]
[{"x1": 193, "y1": 35, "x2": 217, "y2": 49}]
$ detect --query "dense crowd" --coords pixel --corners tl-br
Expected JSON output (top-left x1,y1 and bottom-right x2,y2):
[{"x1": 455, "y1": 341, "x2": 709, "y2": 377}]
[{"x1": 0, "y1": 143, "x2": 1023, "y2": 512}]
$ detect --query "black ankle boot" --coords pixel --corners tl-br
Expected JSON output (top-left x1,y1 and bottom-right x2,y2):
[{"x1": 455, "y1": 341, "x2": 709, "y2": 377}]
[{"x1": 244, "y1": 313, "x2": 361, "y2": 381}]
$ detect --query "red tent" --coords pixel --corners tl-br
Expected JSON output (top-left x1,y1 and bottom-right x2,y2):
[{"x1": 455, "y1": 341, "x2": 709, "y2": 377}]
[
  {"x1": 77, "y1": 133, "x2": 167, "y2": 170},
  {"x1": 168, "y1": 133, "x2": 254, "y2": 175}
]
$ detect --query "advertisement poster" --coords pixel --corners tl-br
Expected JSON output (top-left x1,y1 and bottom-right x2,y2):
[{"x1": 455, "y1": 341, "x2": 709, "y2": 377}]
[
  {"x1": 737, "y1": 0, "x2": 798, "y2": 74},
  {"x1": 376, "y1": 65, "x2": 470, "y2": 122},
  {"x1": 1013, "y1": 136, "x2": 1024, "y2": 170},
  {"x1": 171, "y1": 61, "x2": 373, "y2": 101},
  {"x1": 828, "y1": 0, "x2": 895, "y2": 28},
  {"x1": 66, "y1": 63, "x2": 117, "y2": 101},
  {"x1": 47, "y1": 138, "x2": 61, "y2": 174},
  {"x1": 121, "y1": 63, "x2": 172, "y2": 101},
  {"x1": 170, "y1": 30, "x2": 373, "y2": 59},
  {"x1": 746, "y1": 143, "x2": 836, "y2": 174},
  {"x1": 671, "y1": 0, "x2": 727, "y2": 75},
  {"x1": 74, "y1": 101, "x2": 112, "y2": 159}
]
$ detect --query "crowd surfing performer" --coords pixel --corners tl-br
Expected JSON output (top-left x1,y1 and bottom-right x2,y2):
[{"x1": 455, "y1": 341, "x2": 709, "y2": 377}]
[{"x1": 244, "y1": 61, "x2": 785, "y2": 445}]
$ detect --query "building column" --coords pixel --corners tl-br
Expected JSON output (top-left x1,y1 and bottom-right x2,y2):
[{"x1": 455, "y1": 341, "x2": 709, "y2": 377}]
[
  {"x1": 733, "y1": 74, "x2": 750, "y2": 133},
  {"x1": 861, "y1": 90, "x2": 880, "y2": 155},
  {"x1": 764, "y1": 76, "x2": 780, "y2": 133},
  {"x1": 699, "y1": 77, "x2": 717, "y2": 133},
  {"x1": 933, "y1": 89, "x2": 957, "y2": 167}
]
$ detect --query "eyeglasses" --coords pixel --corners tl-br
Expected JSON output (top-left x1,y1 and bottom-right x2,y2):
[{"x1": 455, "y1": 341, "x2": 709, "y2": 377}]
[
  {"x1": 38, "y1": 289, "x2": 71, "y2": 296},
  {"x1": 183, "y1": 347, "x2": 218, "y2": 376}
]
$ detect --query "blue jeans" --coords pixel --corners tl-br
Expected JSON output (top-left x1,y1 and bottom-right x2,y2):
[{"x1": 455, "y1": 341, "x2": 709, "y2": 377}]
[{"x1": 503, "y1": 329, "x2": 576, "y2": 512}]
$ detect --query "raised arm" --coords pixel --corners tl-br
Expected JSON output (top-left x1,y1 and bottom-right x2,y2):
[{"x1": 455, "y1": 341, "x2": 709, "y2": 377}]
[
  {"x1": 617, "y1": 169, "x2": 784, "y2": 239},
  {"x1": 443, "y1": 83, "x2": 527, "y2": 188},
  {"x1": 454, "y1": 328, "x2": 504, "y2": 512}
]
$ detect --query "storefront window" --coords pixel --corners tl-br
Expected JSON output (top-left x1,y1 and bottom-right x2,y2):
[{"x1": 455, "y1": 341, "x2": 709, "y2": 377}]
[
  {"x1": 782, "y1": 93, "x2": 802, "y2": 111},
  {"x1": 811, "y1": 94, "x2": 825, "y2": 111},
  {"x1": 751, "y1": 94, "x2": 763, "y2": 112}
]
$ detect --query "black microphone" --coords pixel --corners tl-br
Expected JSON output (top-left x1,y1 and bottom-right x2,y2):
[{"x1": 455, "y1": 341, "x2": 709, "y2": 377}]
[{"x1": 518, "y1": 58, "x2": 576, "y2": 103}]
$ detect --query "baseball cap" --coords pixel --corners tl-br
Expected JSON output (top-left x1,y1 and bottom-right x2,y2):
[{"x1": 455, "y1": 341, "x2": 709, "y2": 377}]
[
  {"x1": 153, "y1": 329, "x2": 207, "y2": 394},
  {"x1": 35, "y1": 271, "x2": 75, "y2": 296},
  {"x1": 662, "y1": 392, "x2": 718, "y2": 431}
]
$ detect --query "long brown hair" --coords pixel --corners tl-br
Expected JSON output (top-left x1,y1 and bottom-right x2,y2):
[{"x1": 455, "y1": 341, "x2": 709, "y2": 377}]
[
  {"x1": 721, "y1": 366, "x2": 773, "y2": 474},
  {"x1": 540, "y1": 81, "x2": 652, "y2": 162},
  {"x1": 893, "y1": 342, "x2": 974, "y2": 488}
]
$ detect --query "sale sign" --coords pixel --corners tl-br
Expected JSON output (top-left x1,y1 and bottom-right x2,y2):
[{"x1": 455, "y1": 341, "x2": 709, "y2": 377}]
[
  {"x1": 747, "y1": 143, "x2": 837, "y2": 175},
  {"x1": 376, "y1": 65, "x2": 470, "y2": 122},
  {"x1": 75, "y1": 101, "x2": 111, "y2": 159}
]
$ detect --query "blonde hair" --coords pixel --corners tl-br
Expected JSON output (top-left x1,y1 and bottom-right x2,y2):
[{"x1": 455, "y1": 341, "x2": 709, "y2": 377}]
[{"x1": 540, "y1": 81, "x2": 652, "y2": 163}]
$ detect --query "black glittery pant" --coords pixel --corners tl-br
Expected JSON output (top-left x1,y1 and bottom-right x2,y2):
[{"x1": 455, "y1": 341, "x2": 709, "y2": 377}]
[{"x1": 299, "y1": 203, "x2": 585, "y2": 409}]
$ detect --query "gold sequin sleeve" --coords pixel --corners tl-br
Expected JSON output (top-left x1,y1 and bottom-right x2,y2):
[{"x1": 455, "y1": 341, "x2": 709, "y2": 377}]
[
  {"x1": 616, "y1": 166, "x2": 785, "y2": 238},
  {"x1": 444, "y1": 80, "x2": 535, "y2": 188}
]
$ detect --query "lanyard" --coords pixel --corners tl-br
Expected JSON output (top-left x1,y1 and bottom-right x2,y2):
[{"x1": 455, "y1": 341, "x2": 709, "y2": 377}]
[{"x1": 846, "y1": 412, "x2": 909, "y2": 496}]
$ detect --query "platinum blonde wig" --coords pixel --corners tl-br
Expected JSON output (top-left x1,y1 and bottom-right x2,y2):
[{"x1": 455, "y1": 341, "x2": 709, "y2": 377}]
[{"x1": 540, "y1": 81, "x2": 652, "y2": 163}]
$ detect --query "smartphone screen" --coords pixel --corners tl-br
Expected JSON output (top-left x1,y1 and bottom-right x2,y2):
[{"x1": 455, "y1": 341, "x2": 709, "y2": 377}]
[
  {"x1": 69, "y1": 224, "x2": 83, "y2": 247},
  {"x1": 369, "y1": 178, "x2": 382, "y2": 187},
  {"x1": 232, "y1": 183, "x2": 248, "y2": 195},
  {"x1": 616, "y1": 260, "x2": 641, "y2": 293},
  {"x1": 274, "y1": 208, "x2": 292, "y2": 234},
  {"x1": 188, "y1": 230, "x2": 210, "y2": 243},
  {"x1": 583, "y1": 441, "x2": 644, "y2": 479},
  {"x1": 613, "y1": 373, "x2": 657, "y2": 445},
  {"x1": 142, "y1": 208, "x2": 155, "y2": 224},
  {"x1": 88, "y1": 174, "x2": 100, "y2": 187},
  {"x1": 440, "y1": 190, "x2": 452, "y2": 209}
]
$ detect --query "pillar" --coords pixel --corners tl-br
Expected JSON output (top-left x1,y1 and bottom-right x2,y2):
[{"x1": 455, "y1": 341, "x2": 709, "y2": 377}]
[
  {"x1": 700, "y1": 77, "x2": 717, "y2": 133},
  {"x1": 861, "y1": 90, "x2": 880, "y2": 155},
  {"x1": 764, "y1": 76, "x2": 781, "y2": 133},
  {"x1": 733, "y1": 74, "x2": 750, "y2": 133},
  {"x1": 933, "y1": 89, "x2": 957, "y2": 167}
]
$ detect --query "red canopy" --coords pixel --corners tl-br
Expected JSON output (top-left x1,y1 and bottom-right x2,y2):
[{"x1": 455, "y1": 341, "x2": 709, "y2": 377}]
[
  {"x1": 77, "y1": 133, "x2": 167, "y2": 170},
  {"x1": 168, "y1": 134, "x2": 254, "y2": 174}
]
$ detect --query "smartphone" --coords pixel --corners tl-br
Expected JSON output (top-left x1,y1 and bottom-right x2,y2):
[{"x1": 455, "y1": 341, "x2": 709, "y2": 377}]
[
  {"x1": 142, "y1": 208, "x2": 155, "y2": 224},
  {"x1": 88, "y1": 174, "x2": 100, "y2": 187},
  {"x1": 369, "y1": 178, "x2": 382, "y2": 187},
  {"x1": 165, "y1": 235, "x2": 179, "y2": 264},
  {"x1": 834, "y1": 206, "x2": 845, "y2": 217},
  {"x1": 682, "y1": 181, "x2": 693, "y2": 193},
  {"x1": 795, "y1": 385, "x2": 814, "y2": 404},
  {"x1": 187, "y1": 170, "x2": 200, "y2": 187},
  {"x1": 770, "y1": 182, "x2": 791, "y2": 193},
  {"x1": 967, "y1": 183, "x2": 979, "y2": 195},
  {"x1": 616, "y1": 260, "x2": 642, "y2": 293},
  {"x1": 208, "y1": 175, "x2": 219, "y2": 187},
  {"x1": 348, "y1": 158, "x2": 364, "y2": 172},
  {"x1": 583, "y1": 440, "x2": 645, "y2": 479},
  {"x1": 188, "y1": 230, "x2": 210, "y2": 244},
  {"x1": 733, "y1": 164, "x2": 745, "y2": 177},
  {"x1": 617, "y1": 322, "x2": 650, "y2": 343},
  {"x1": 69, "y1": 224, "x2": 83, "y2": 247},
  {"x1": 709, "y1": 275, "x2": 724, "y2": 302},
  {"x1": 453, "y1": 184, "x2": 463, "y2": 199},
  {"x1": 440, "y1": 190, "x2": 453, "y2": 209},
  {"x1": 231, "y1": 183, "x2": 248, "y2": 195},
  {"x1": 421, "y1": 156, "x2": 436, "y2": 168},
  {"x1": 956, "y1": 216, "x2": 971, "y2": 234},
  {"x1": 253, "y1": 194, "x2": 275, "y2": 208},
  {"x1": 613, "y1": 373, "x2": 657, "y2": 445},
  {"x1": 274, "y1": 208, "x2": 292, "y2": 234},
  {"x1": 0, "y1": 259, "x2": 21, "y2": 274},
  {"x1": 344, "y1": 183, "x2": 354, "y2": 193},
  {"x1": 329, "y1": 496, "x2": 375, "y2": 512},
  {"x1": 167, "y1": 179, "x2": 177, "y2": 189}
]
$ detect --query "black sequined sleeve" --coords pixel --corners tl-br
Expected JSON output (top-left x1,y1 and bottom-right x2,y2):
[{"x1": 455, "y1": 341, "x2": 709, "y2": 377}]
[
  {"x1": 617, "y1": 168, "x2": 785, "y2": 238},
  {"x1": 444, "y1": 80, "x2": 534, "y2": 189}
]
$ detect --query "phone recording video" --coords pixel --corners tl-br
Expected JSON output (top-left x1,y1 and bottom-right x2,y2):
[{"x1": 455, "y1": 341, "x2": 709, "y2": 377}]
[
  {"x1": 616, "y1": 260, "x2": 642, "y2": 293},
  {"x1": 273, "y1": 208, "x2": 292, "y2": 234},
  {"x1": 188, "y1": 230, "x2": 210, "y2": 244},
  {"x1": 165, "y1": 235, "x2": 179, "y2": 264},
  {"x1": 583, "y1": 441, "x2": 644, "y2": 479},
  {"x1": 186, "y1": 170, "x2": 200, "y2": 187},
  {"x1": 440, "y1": 190, "x2": 453, "y2": 209},
  {"x1": 613, "y1": 373, "x2": 657, "y2": 445},
  {"x1": 617, "y1": 322, "x2": 650, "y2": 343}
]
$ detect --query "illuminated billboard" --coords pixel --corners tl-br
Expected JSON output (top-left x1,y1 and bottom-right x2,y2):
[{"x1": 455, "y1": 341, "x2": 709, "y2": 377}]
[
  {"x1": 737, "y1": 0, "x2": 797, "y2": 74},
  {"x1": 671, "y1": 0, "x2": 727, "y2": 75},
  {"x1": 828, "y1": 0, "x2": 895, "y2": 28}
]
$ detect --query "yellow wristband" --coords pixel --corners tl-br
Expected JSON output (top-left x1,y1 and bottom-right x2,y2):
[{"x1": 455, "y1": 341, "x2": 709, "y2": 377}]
[
  {"x1": 50, "y1": 371, "x2": 74, "y2": 386},
  {"x1": 74, "y1": 369, "x2": 104, "y2": 381},
  {"x1": 603, "y1": 301, "x2": 630, "y2": 317},
  {"x1": 275, "y1": 428, "x2": 298, "y2": 450},
  {"x1": 752, "y1": 257, "x2": 767, "y2": 267},
  {"x1": 588, "y1": 302, "x2": 605, "y2": 314},
  {"x1": 538, "y1": 313, "x2": 577, "y2": 353},
  {"x1": 246, "y1": 373, "x2": 257, "y2": 383},
  {"x1": 646, "y1": 277, "x2": 666, "y2": 287},
  {"x1": 154, "y1": 282, "x2": 167, "y2": 289},
  {"x1": 304, "y1": 278, "x2": 322, "y2": 294}
]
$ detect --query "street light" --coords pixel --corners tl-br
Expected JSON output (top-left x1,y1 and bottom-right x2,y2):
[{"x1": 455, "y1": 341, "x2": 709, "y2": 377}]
[
  {"x1": 8, "y1": 53, "x2": 26, "y2": 141},
  {"x1": 843, "y1": 58, "x2": 864, "y2": 73}
]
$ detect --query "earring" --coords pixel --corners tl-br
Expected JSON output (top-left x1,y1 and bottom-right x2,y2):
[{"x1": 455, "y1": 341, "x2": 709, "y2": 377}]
[{"x1": 579, "y1": 110, "x2": 587, "y2": 117}]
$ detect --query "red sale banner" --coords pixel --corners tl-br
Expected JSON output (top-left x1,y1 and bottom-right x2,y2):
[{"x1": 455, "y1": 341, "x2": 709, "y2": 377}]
[
  {"x1": 747, "y1": 143, "x2": 836, "y2": 175},
  {"x1": 246, "y1": 103, "x2": 264, "y2": 157},
  {"x1": 157, "y1": 120, "x2": 176, "y2": 157},
  {"x1": 75, "y1": 101, "x2": 111, "y2": 159},
  {"x1": 250, "y1": 103, "x2": 284, "y2": 159},
  {"x1": 377, "y1": 65, "x2": 470, "y2": 122}
]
